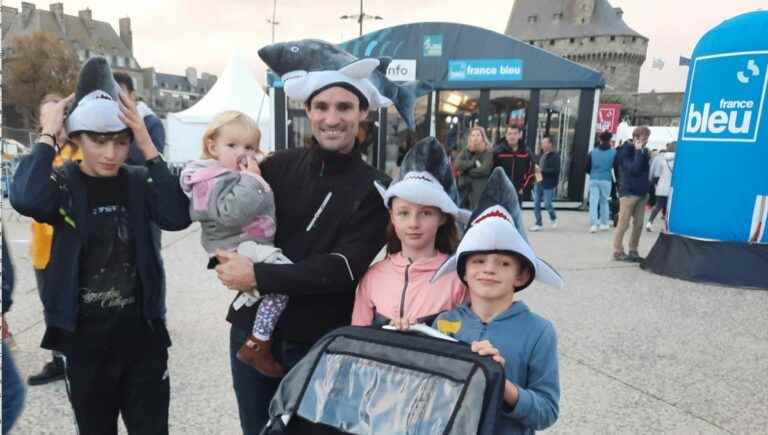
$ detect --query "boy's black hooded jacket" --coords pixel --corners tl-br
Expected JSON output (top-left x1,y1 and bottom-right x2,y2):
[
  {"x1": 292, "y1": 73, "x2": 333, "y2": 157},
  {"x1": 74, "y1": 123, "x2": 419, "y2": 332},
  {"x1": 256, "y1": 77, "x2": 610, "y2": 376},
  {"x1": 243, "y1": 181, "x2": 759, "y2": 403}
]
[{"x1": 10, "y1": 143, "x2": 191, "y2": 332}]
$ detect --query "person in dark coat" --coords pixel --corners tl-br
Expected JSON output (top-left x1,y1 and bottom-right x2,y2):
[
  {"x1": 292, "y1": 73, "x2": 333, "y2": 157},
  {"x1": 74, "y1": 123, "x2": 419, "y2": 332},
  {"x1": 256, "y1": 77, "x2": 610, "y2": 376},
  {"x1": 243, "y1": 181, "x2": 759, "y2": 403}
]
[
  {"x1": 492, "y1": 126, "x2": 535, "y2": 201},
  {"x1": 530, "y1": 136, "x2": 561, "y2": 231},
  {"x1": 612, "y1": 126, "x2": 652, "y2": 262},
  {"x1": 455, "y1": 126, "x2": 494, "y2": 209}
]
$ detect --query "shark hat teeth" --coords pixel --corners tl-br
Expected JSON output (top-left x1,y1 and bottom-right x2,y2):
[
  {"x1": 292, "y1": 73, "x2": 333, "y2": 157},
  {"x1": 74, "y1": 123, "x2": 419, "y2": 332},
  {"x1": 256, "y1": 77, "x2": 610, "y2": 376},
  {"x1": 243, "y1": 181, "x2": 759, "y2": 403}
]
[
  {"x1": 281, "y1": 58, "x2": 393, "y2": 109},
  {"x1": 375, "y1": 171, "x2": 460, "y2": 217},
  {"x1": 65, "y1": 56, "x2": 127, "y2": 136},
  {"x1": 431, "y1": 204, "x2": 565, "y2": 291}
]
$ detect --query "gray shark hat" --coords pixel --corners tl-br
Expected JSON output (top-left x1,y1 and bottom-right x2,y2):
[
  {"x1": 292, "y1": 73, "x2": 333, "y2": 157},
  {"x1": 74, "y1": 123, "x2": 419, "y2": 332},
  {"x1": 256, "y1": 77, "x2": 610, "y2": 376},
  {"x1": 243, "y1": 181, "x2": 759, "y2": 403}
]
[
  {"x1": 65, "y1": 56, "x2": 128, "y2": 136},
  {"x1": 282, "y1": 58, "x2": 392, "y2": 109}
]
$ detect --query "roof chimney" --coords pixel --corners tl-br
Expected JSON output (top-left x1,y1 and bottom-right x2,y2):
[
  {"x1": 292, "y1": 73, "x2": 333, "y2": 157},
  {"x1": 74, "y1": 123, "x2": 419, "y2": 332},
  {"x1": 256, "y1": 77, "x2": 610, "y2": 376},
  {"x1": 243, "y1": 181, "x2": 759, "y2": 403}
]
[
  {"x1": 185, "y1": 67, "x2": 198, "y2": 88},
  {"x1": 21, "y1": 2, "x2": 35, "y2": 23},
  {"x1": 119, "y1": 17, "x2": 132, "y2": 52},
  {"x1": 78, "y1": 8, "x2": 93, "y2": 29},
  {"x1": 50, "y1": 3, "x2": 65, "y2": 31}
]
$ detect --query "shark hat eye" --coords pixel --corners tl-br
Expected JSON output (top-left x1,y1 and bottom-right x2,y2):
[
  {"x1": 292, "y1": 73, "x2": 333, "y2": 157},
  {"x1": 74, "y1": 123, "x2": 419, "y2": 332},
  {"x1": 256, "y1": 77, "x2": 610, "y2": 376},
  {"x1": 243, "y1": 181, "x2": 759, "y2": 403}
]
[{"x1": 290, "y1": 46, "x2": 299, "y2": 53}]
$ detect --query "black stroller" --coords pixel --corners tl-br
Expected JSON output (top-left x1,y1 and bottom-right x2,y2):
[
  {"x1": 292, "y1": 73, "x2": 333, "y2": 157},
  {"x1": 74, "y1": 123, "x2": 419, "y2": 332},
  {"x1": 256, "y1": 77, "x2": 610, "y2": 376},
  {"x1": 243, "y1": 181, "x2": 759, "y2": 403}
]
[{"x1": 260, "y1": 326, "x2": 507, "y2": 435}]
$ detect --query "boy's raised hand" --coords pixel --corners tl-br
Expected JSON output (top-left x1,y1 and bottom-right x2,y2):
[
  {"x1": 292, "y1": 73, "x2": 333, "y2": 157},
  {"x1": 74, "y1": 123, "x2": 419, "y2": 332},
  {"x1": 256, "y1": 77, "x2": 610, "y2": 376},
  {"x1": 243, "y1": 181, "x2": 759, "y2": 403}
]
[
  {"x1": 39, "y1": 94, "x2": 74, "y2": 142},
  {"x1": 471, "y1": 340, "x2": 506, "y2": 366},
  {"x1": 118, "y1": 92, "x2": 159, "y2": 160}
]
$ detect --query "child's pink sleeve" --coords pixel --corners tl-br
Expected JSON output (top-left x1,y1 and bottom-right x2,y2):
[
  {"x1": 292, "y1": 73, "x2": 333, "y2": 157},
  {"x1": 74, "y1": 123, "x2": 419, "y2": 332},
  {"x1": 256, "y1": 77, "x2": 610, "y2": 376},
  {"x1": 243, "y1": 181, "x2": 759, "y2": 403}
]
[{"x1": 351, "y1": 276, "x2": 375, "y2": 326}]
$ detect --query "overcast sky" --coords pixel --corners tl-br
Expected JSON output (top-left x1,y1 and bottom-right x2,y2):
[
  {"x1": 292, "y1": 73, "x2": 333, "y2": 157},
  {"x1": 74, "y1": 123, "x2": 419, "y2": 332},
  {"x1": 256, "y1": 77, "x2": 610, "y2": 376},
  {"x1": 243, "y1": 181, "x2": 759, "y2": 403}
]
[{"x1": 6, "y1": 0, "x2": 766, "y2": 92}]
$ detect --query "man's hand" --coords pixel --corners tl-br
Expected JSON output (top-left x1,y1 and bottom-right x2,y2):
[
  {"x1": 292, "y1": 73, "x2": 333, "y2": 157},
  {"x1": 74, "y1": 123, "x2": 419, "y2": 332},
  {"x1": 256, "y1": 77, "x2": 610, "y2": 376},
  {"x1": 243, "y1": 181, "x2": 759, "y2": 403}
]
[
  {"x1": 39, "y1": 94, "x2": 74, "y2": 144},
  {"x1": 118, "y1": 92, "x2": 159, "y2": 160},
  {"x1": 215, "y1": 250, "x2": 257, "y2": 292}
]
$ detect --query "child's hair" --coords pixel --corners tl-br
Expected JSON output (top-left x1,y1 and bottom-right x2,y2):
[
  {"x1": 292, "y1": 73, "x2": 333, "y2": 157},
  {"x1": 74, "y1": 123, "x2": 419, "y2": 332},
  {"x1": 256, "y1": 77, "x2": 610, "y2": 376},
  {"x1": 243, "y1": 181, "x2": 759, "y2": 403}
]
[
  {"x1": 385, "y1": 207, "x2": 460, "y2": 255},
  {"x1": 201, "y1": 111, "x2": 261, "y2": 159}
]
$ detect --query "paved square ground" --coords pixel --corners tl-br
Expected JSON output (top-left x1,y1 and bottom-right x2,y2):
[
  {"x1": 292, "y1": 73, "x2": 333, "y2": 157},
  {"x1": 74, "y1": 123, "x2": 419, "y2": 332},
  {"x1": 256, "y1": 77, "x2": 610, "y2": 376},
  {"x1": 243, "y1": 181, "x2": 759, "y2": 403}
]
[{"x1": 3, "y1": 209, "x2": 766, "y2": 434}]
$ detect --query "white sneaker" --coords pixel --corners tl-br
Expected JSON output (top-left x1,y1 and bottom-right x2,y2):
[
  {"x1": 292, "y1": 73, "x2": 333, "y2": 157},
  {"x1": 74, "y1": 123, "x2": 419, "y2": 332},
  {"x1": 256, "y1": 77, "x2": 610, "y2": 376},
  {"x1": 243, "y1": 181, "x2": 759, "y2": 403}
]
[
  {"x1": 646, "y1": 222, "x2": 653, "y2": 232},
  {"x1": 529, "y1": 225, "x2": 543, "y2": 232},
  {"x1": 598, "y1": 224, "x2": 610, "y2": 231},
  {"x1": 589, "y1": 225, "x2": 598, "y2": 233},
  {"x1": 551, "y1": 221, "x2": 558, "y2": 229}
]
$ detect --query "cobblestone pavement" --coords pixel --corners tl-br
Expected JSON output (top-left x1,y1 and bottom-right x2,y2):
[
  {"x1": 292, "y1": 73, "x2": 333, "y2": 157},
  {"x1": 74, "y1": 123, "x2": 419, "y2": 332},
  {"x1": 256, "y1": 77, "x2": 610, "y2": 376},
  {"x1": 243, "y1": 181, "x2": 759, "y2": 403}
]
[{"x1": 3, "y1": 209, "x2": 766, "y2": 434}]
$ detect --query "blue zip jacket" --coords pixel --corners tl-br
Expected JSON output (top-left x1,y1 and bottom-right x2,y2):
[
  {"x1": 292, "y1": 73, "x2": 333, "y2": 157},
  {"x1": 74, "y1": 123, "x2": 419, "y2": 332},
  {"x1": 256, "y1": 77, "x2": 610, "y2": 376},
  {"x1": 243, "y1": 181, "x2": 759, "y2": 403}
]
[
  {"x1": 9, "y1": 143, "x2": 191, "y2": 332},
  {"x1": 434, "y1": 302, "x2": 560, "y2": 434}
]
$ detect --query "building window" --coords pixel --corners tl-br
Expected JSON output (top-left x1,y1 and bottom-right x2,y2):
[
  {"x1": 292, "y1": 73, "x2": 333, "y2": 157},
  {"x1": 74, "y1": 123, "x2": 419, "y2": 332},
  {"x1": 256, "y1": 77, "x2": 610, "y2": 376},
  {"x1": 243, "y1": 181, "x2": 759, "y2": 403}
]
[
  {"x1": 553, "y1": 12, "x2": 563, "y2": 21},
  {"x1": 632, "y1": 37, "x2": 637, "y2": 42},
  {"x1": 589, "y1": 36, "x2": 595, "y2": 42},
  {"x1": 610, "y1": 66, "x2": 616, "y2": 74},
  {"x1": 569, "y1": 38, "x2": 575, "y2": 44},
  {"x1": 527, "y1": 15, "x2": 538, "y2": 23},
  {"x1": 610, "y1": 36, "x2": 616, "y2": 42},
  {"x1": 549, "y1": 40, "x2": 555, "y2": 46}
]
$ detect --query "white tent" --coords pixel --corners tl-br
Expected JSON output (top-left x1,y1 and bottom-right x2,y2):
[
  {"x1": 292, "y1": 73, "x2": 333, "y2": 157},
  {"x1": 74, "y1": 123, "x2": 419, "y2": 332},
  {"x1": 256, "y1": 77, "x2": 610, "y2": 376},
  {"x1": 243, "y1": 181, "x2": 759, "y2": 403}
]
[
  {"x1": 615, "y1": 121, "x2": 679, "y2": 151},
  {"x1": 165, "y1": 53, "x2": 272, "y2": 163}
]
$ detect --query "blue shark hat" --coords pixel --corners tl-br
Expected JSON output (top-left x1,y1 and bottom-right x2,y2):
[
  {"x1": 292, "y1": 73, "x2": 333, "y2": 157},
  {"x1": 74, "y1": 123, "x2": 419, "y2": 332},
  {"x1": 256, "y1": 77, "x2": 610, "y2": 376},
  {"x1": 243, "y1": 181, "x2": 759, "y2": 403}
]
[
  {"x1": 281, "y1": 58, "x2": 393, "y2": 109},
  {"x1": 65, "y1": 56, "x2": 128, "y2": 136},
  {"x1": 432, "y1": 205, "x2": 564, "y2": 291}
]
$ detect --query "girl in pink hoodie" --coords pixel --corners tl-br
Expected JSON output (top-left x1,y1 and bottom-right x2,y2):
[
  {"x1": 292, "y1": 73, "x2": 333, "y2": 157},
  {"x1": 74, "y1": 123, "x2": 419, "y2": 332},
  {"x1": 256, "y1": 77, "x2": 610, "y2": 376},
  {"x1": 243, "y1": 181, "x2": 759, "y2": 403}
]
[{"x1": 352, "y1": 171, "x2": 467, "y2": 328}]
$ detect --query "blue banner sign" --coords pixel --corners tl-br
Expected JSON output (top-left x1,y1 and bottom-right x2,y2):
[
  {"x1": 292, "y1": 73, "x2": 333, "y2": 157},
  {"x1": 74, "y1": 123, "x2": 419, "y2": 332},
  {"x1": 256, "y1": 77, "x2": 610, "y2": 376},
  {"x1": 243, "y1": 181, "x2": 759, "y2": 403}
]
[
  {"x1": 448, "y1": 59, "x2": 523, "y2": 82},
  {"x1": 681, "y1": 52, "x2": 768, "y2": 142}
]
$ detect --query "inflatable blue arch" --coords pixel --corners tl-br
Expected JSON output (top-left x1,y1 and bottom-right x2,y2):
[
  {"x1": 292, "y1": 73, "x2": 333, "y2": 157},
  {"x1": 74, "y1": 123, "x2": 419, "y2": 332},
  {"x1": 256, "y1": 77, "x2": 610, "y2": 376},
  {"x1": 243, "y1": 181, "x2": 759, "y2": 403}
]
[{"x1": 643, "y1": 11, "x2": 768, "y2": 288}]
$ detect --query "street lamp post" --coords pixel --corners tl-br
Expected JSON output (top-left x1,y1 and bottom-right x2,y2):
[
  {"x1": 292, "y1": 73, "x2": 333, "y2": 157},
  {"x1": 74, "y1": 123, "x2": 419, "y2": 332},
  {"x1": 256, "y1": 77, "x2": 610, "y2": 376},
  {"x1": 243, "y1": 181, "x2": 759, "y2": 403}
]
[
  {"x1": 340, "y1": 0, "x2": 382, "y2": 37},
  {"x1": 266, "y1": 0, "x2": 279, "y2": 43}
]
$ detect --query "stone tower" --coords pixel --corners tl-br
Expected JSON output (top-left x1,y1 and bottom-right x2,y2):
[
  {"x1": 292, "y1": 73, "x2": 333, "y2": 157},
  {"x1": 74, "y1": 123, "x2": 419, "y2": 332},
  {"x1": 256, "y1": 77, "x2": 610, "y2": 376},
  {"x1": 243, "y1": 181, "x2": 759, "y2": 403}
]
[{"x1": 505, "y1": 0, "x2": 648, "y2": 93}]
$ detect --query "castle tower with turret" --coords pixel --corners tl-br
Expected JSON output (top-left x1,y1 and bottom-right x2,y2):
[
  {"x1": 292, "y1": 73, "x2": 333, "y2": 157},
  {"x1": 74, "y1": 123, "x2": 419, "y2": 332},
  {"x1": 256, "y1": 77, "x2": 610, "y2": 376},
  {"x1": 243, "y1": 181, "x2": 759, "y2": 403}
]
[{"x1": 505, "y1": 0, "x2": 648, "y2": 93}]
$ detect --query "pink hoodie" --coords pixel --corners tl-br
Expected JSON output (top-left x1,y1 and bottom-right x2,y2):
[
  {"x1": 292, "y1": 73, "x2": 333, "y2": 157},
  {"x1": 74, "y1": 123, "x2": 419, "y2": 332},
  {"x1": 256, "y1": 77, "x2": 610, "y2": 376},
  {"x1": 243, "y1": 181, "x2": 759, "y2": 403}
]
[{"x1": 352, "y1": 252, "x2": 467, "y2": 326}]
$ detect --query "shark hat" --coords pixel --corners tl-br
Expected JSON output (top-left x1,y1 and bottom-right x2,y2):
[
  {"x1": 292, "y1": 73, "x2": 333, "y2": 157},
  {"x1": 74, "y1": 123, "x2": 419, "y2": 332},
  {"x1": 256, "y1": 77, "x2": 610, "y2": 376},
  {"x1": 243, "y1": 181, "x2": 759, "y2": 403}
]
[
  {"x1": 65, "y1": 56, "x2": 128, "y2": 137},
  {"x1": 281, "y1": 57, "x2": 393, "y2": 110},
  {"x1": 377, "y1": 171, "x2": 461, "y2": 217},
  {"x1": 432, "y1": 205, "x2": 564, "y2": 291},
  {"x1": 431, "y1": 167, "x2": 564, "y2": 291}
]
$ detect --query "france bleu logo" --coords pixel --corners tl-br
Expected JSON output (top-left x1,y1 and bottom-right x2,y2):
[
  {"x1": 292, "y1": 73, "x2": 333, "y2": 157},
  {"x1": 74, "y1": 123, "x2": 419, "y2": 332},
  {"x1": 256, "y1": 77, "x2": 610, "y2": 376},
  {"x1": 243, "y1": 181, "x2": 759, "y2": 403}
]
[{"x1": 682, "y1": 51, "x2": 768, "y2": 142}]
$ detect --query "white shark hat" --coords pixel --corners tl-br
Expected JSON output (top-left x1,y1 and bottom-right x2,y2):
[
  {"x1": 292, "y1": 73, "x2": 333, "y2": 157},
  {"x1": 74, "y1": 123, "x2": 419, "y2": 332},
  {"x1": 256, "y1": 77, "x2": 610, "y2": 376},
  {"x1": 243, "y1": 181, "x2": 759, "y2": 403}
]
[
  {"x1": 432, "y1": 205, "x2": 564, "y2": 291},
  {"x1": 65, "y1": 56, "x2": 128, "y2": 136},
  {"x1": 375, "y1": 171, "x2": 461, "y2": 217},
  {"x1": 282, "y1": 58, "x2": 393, "y2": 109}
]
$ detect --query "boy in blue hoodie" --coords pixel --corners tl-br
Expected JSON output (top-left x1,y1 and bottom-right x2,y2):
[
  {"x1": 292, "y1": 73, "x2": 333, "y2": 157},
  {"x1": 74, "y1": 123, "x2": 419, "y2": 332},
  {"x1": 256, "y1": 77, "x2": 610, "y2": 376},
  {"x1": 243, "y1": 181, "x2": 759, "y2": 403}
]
[{"x1": 432, "y1": 203, "x2": 563, "y2": 434}]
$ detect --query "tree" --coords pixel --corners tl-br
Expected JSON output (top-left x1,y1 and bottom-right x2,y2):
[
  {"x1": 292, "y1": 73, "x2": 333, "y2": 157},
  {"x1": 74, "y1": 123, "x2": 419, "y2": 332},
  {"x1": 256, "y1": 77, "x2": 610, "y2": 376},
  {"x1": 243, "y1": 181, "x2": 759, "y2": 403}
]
[{"x1": 3, "y1": 32, "x2": 79, "y2": 129}]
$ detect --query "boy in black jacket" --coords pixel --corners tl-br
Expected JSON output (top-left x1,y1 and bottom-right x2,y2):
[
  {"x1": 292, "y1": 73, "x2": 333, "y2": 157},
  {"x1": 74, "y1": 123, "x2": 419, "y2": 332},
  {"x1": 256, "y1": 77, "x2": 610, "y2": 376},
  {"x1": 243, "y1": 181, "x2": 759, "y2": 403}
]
[{"x1": 10, "y1": 57, "x2": 190, "y2": 435}]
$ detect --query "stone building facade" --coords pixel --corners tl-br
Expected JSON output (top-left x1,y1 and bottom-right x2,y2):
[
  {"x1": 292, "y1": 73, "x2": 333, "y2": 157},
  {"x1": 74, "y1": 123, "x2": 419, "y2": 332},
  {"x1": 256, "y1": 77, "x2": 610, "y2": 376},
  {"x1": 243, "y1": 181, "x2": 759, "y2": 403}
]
[{"x1": 1, "y1": 2, "x2": 216, "y2": 123}]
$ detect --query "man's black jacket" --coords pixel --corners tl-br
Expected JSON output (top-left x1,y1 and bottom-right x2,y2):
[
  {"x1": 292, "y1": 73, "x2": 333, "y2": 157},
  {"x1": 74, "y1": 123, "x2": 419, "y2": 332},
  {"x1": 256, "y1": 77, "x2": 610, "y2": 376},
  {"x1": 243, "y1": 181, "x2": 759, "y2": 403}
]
[{"x1": 227, "y1": 145, "x2": 389, "y2": 344}]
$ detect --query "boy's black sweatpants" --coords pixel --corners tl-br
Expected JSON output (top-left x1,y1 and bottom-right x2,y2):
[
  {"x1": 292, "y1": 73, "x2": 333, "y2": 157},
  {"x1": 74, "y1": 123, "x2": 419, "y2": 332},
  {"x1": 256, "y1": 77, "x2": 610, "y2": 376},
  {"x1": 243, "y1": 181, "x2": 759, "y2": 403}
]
[{"x1": 63, "y1": 346, "x2": 170, "y2": 435}]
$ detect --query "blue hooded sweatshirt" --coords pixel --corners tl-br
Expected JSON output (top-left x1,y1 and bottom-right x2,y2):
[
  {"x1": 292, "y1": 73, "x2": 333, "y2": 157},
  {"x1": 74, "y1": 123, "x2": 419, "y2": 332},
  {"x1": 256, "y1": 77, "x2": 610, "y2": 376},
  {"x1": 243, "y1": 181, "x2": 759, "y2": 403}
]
[{"x1": 434, "y1": 301, "x2": 560, "y2": 434}]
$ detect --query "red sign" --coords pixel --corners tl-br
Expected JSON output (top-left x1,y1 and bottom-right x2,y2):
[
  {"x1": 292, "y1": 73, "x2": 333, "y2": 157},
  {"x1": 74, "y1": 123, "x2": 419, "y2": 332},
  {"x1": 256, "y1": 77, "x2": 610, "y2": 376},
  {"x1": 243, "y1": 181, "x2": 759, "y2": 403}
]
[{"x1": 597, "y1": 104, "x2": 622, "y2": 133}]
